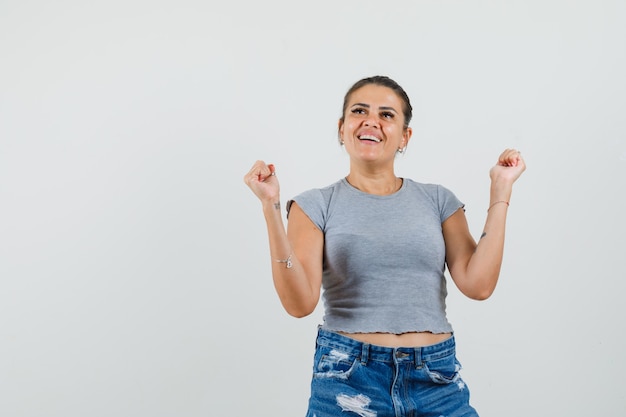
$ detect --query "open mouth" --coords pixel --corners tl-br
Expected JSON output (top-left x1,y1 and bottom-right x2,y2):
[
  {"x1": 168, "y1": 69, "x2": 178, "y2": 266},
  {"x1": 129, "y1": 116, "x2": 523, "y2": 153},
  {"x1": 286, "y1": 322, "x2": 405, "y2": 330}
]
[{"x1": 358, "y1": 134, "x2": 381, "y2": 143}]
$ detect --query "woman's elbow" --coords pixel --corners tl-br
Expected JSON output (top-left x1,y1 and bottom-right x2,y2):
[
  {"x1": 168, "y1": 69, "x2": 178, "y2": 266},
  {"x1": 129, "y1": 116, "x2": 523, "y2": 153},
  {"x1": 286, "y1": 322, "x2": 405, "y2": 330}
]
[
  {"x1": 454, "y1": 268, "x2": 499, "y2": 301},
  {"x1": 464, "y1": 284, "x2": 496, "y2": 301},
  {"x1": 282, "y1": 300, "x2": 317, "y2": 318},
  {"x1": 468, "y1": 290, "x2": 493, "y2": 301}
]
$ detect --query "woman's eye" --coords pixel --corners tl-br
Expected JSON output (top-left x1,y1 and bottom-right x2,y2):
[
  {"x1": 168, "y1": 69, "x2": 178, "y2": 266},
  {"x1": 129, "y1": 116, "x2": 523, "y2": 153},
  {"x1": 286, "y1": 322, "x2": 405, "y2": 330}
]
[
  {"x1": 351, "y1": 108, "x2": 366, "y2": 114},
  {"x1": 381, "y1": 112, "x2": 394, "y2": 119}
]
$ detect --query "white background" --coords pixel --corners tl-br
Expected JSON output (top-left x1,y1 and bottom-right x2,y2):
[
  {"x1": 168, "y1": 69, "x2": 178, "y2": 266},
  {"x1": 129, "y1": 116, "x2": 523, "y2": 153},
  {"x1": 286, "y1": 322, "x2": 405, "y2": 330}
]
[{"x1": 1, "y1": 1, "x2": 625, "y2": 416}]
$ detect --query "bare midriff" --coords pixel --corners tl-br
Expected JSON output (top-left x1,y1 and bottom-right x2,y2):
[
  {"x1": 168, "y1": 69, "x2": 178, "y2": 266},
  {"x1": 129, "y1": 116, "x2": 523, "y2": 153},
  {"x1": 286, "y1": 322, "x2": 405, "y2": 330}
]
[{"x1": 338, "y1": 331, "x2": 452, "y2": 348}]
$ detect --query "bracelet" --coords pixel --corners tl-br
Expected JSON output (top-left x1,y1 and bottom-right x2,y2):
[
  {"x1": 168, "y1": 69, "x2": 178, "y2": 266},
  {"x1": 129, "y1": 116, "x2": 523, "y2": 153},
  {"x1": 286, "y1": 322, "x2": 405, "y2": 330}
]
[
  {"x1": 274, "y1": 253, "x2": 293, "y2": 269},
  {"x1": 488, "y1": 200, "x2": 509, "y2": 212}
]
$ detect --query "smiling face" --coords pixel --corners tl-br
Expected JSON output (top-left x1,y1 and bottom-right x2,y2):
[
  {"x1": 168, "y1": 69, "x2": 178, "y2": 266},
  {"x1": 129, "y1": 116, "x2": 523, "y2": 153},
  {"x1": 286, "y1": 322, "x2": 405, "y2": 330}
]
[{"x1": 338, "y1": 84, "x2": 412, "y2": 165}]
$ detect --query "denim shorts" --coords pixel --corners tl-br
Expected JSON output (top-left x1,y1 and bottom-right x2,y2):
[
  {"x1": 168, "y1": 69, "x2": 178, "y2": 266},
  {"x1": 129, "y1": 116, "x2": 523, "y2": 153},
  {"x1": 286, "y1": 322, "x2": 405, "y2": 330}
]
[{"x1": 306, "y1": 327, "x2": 479, "y2": 417}]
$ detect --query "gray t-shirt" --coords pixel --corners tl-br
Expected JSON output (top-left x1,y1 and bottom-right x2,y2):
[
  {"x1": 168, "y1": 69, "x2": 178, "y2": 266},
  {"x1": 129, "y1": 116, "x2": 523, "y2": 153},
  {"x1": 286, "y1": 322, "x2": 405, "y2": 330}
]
[{"x1": 288, "y1": 178, "x2": 464, "y2": 334}]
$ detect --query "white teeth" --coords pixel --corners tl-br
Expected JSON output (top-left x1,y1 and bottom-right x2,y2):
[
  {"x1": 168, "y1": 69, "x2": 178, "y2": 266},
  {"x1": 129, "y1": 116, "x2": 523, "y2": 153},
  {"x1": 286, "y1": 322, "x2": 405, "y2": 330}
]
[{"x1": 359, "y1": 135, "x2": 381, "y2": 143}]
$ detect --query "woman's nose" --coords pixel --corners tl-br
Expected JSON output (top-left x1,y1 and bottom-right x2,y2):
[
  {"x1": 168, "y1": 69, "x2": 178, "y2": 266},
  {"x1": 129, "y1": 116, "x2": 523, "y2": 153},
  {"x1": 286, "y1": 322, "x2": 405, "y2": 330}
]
[{"x1": 363, "y1": 115, "x2": 380, "y2": 127}]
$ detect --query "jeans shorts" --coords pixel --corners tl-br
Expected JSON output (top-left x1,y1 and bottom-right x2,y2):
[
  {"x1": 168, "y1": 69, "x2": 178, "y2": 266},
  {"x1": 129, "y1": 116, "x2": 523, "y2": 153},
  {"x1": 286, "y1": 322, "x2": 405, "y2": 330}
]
[{"x1": 306, "y1": 327, "x2": 479, "y2": 417}]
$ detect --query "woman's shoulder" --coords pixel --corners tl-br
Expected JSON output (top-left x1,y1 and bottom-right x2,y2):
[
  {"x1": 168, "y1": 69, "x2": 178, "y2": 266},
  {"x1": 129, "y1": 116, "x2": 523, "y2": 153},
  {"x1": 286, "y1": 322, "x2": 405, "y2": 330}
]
[
  {"x1": 403, "y1": 178, "x2": 449, "y2": 192},
  {"x1": 287, "y1": 179, "x2": 345, "y2": 223},
  {"x1": 288, "y1": 178, "x2": 344, "y2": 210},
  {"x1": 293, "y1": 178, "x2": 345, "y2": 199},
  {"x1": 403, "y1": 178, "x2": 460, "y2": 203}
]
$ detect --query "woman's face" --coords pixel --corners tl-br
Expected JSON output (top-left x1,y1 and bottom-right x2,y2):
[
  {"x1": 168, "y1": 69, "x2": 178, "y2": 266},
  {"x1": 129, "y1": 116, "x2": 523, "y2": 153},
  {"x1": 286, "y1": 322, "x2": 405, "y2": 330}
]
[{"x1": 339, "y1": 84, "x2": 412, "y2": 164}]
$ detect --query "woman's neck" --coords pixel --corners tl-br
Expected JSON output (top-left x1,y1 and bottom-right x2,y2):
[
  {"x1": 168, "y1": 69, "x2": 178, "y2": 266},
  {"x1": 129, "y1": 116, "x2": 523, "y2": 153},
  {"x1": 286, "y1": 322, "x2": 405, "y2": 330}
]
[{"x1": 345, "y1": 172, "x2": 402, "y2": 196}]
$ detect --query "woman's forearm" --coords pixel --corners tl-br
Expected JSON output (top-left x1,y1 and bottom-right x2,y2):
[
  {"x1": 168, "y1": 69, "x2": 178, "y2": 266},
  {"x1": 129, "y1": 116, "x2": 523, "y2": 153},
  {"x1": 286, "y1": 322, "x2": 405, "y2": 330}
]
[
  {"x1": 464, "y1": 182, "x2": 513, "y2": 299},
  {"x1": 261, "y1": 200, "x2": 319, "y2": 317}
]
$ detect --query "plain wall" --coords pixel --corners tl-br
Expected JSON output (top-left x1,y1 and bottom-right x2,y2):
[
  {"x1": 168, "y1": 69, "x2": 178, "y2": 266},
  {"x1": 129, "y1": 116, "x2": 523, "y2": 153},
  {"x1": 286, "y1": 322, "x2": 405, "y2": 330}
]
[{"x1": 1, "y1": 0, "x2": 625, "y2": 415}]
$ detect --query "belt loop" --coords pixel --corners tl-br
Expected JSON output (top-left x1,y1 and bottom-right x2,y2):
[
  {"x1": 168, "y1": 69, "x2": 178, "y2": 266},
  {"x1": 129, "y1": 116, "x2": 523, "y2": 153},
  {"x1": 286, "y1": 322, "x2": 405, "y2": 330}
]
[
  {"x1": 361, "y1": 343, "x2": 370, "y2": 365},
  {"x1": 413, "y1": 347, "x2": 423, "y2": 369}
]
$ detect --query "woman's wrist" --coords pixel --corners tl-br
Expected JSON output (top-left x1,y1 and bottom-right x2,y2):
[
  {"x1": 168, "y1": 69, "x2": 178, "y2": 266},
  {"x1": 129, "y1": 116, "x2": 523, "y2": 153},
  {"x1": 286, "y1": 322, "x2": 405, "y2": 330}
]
[
  {"x1": 487, "y1": 200, "x2": 509, "y2": 212},
  {"x1": 490, "y1": 181, "x2": 513, "y2": 202},
  {"x1": 262, "y1": 198, "x2": 282, "y2": 215}
]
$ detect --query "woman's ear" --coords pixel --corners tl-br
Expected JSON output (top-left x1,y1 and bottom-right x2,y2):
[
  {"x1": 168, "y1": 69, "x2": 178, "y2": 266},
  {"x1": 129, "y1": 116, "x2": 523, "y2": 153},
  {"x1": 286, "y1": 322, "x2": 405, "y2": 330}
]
[
  {"x1": 402, "y1": 127, "x2": 413, "y2": 149},
  {"x1": 338, "y1": 119, "x2": 345, "y2": 144}
]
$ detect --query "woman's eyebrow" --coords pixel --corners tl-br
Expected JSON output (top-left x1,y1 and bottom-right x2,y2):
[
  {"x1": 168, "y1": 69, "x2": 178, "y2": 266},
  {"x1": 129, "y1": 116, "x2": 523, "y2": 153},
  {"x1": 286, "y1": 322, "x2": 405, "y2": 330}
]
[{"x1": 350, "y1": 103, "x2": 398, "y2": 113}]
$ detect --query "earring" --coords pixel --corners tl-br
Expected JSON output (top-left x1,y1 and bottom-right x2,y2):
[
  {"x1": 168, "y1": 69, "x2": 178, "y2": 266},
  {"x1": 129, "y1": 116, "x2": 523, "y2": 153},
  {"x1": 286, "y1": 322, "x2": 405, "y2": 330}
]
[{"x1": 397, "y1": 146, "x2": 406, "y2": 154}]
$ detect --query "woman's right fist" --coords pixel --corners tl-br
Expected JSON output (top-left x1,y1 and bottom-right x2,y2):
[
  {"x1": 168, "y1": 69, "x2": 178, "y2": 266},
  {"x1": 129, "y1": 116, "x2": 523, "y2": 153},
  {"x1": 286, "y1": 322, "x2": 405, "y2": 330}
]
[{"x1": 244, "y1": 160, "x2": 279, "y2": 202}]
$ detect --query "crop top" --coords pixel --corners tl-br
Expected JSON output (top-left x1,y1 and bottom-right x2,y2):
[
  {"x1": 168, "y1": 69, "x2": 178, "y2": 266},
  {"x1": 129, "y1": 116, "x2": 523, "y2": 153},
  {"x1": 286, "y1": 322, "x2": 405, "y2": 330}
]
[{"x1": 287, "y1": 177, "x2": 464, "y2": 334}]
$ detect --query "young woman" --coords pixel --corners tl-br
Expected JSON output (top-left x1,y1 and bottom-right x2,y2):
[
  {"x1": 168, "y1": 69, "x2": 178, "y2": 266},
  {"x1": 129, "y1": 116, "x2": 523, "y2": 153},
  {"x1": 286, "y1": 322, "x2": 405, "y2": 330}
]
[{"x1": 244, "y1": 75, "x2": 525, "y2": 416}]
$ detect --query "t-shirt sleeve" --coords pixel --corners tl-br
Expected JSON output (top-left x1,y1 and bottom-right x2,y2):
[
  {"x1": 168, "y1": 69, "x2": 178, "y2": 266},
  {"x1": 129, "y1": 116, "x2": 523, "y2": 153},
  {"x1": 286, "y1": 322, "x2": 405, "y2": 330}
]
[
  {"x1": 437, "y1": 185, "x2": 465, "y2": 222},
  {"x1": 286, "y1": 189, "x2": 327, "y2": 231}
]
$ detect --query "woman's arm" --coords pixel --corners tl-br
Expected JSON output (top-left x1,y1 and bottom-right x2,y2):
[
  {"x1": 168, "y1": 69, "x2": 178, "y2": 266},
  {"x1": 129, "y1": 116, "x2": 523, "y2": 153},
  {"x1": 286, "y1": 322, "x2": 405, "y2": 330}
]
[
  {"x1": 244, "y1": 161, "x2": 323, "y2": 317},
  {"x1": 444, "y1": 149, "x2": 526, "y2": 300}
]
